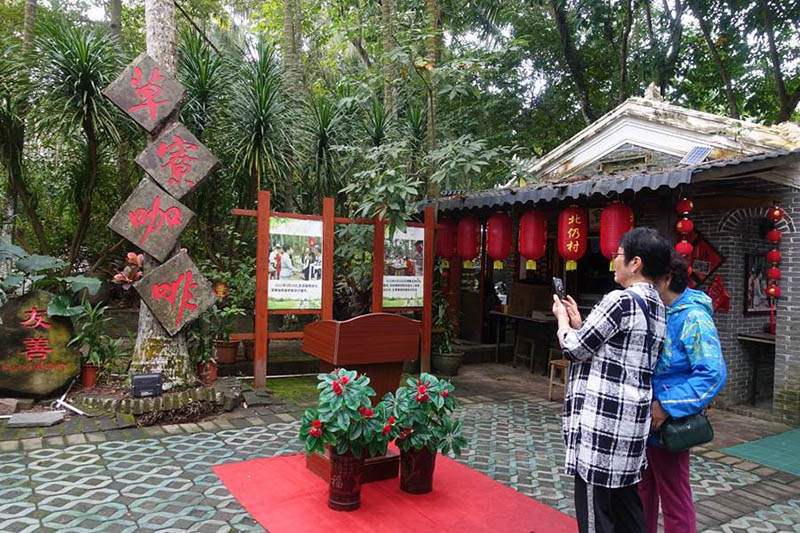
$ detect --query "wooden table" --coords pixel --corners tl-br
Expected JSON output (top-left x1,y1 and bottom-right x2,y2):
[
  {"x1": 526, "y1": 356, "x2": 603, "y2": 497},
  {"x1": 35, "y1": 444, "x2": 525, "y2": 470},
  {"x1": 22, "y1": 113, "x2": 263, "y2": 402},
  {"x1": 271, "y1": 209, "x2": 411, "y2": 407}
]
[
  {"x1": 737, "y1": 332, "x2": 776, "y2": 405},
  {"x1": 489, "y1": 311, "x2": 557, "y2": 374}
]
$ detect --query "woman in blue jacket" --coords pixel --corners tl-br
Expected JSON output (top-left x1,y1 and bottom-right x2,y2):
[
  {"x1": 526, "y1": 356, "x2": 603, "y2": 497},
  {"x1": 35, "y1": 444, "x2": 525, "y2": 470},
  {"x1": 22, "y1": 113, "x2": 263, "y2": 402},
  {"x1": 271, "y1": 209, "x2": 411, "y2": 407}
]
[{"x1": 639, "y1": 253, "x2": 727, "y2": 533}]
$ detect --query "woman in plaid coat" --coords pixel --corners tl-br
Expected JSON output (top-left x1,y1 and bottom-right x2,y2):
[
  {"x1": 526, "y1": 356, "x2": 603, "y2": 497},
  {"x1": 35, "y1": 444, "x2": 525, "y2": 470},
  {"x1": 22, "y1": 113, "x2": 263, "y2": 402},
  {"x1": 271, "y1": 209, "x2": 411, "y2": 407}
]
[{"x1": 552, "y1": 228, "x2": 671, "y2": 533}]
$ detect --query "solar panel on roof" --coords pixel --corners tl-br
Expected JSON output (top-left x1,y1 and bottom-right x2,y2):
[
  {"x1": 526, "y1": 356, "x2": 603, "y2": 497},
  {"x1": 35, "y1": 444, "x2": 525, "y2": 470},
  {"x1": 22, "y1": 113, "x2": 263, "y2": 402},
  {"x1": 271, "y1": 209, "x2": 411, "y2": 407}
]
[{"x1": 680, "y1": 145, "x2": 713, "y2": 165}]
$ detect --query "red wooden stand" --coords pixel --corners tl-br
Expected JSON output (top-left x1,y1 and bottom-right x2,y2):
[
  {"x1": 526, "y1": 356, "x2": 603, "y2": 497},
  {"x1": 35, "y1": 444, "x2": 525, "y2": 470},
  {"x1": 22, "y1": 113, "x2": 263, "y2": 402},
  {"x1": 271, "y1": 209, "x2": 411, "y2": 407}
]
[{"x1": 302, "y1": 313, "x2": 421, "y2": 483}]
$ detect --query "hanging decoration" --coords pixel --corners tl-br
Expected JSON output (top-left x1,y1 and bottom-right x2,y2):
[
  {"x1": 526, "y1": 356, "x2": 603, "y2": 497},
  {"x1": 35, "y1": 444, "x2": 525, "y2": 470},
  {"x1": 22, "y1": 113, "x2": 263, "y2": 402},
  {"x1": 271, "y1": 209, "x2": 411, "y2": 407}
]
[
  {"x1": 487, "y1": 213, "x2": 512, "y2": 270},
  {"x1": 600, "y1": 203, "x2": 634, "y2": 271},
  {"x1": 456, "y1": 216, "x2": 481, "y2": 269},
  {"x1": 519, "y1": 210, "x2": 547, "y2": 270},
  {"x1": 436, "y1": 219, "x2": 457, "y2": 269},
  {"x1": 764, "y1": 204, "x2": 783, "y2": 334},
  {"x1": 557, "y1": 206, "x2": 587, "y2": 271},
  {"x1": 675, "y1": 196, "x2": 694, "y2": 258}
]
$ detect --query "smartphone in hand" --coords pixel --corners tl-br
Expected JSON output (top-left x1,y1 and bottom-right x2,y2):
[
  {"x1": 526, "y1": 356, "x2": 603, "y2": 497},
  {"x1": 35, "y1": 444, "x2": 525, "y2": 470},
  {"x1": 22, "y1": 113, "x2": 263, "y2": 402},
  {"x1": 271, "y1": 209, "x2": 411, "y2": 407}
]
[{"x1": 552, "y1": 277, "x2": 566, "y2": 300}]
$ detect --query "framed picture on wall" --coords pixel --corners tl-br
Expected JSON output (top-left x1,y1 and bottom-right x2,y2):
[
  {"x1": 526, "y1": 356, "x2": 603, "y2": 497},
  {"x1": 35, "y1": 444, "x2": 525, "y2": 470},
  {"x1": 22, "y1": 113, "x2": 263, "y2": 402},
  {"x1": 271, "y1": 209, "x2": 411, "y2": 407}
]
[
  {"x1": 683, "y1": 230, "x2": 724, "y2": 288},
  {"x1": 744, "y1": 253, "x2": 772, "y2": 315}
]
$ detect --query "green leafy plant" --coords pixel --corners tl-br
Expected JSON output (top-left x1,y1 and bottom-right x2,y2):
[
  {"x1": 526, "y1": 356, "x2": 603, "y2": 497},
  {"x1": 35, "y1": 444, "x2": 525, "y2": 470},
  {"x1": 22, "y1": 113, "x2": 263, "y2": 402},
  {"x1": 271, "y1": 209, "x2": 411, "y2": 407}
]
[
  {"x1": 298, "y1": 368, "x2": 394, "y2": 458},
  {"x1": 186, "y1": 307, "x2": 216, "y2": 366},
  {"x1": 208, "y1": 303, "x2": 246, "y2": 342},
  {"x1": 0, "y1": 240, "x2": 101, "y2": 318},
  {"x1": 68, "y1": 299, "x2": 122, "y2": 367},
  {"x1": 385, "y1": 373, "x2": 466, "y2": 456}
]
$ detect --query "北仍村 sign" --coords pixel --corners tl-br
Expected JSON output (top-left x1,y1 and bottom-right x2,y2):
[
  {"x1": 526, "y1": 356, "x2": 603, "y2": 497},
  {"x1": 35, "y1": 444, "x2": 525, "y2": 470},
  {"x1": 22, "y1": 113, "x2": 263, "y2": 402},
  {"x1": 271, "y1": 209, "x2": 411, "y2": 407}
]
[
  {"x1": 383, "y1": 226, "x2": 424, "y2": 308},
  {"x1": 268, "y1": 217, "x2": 323, "y2": 309}
]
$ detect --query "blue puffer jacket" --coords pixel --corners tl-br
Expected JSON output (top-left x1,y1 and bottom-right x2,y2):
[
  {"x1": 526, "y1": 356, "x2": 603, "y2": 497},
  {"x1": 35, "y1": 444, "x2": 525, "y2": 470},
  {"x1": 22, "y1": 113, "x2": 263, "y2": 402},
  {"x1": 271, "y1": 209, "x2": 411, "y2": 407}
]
[{"x1": 653, "y1": 288, "x2": 727, "y2": 420}]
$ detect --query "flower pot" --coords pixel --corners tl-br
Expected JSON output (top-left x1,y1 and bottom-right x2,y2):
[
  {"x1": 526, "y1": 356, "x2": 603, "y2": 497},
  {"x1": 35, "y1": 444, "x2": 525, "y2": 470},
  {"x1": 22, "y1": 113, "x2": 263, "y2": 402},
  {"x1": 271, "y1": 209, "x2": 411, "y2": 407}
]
[
  {"x1": 400, "y1": 447, "x2": 437, "y2": 494},
  {"x1": 214, "y1": 340, "x2": 239, "y2": 364},
  {"x1": 431, "y1": 351, "x2": 464, "y2": 376},
  {"x1": 327, "y1": 448, "x2": 365, "y2": 511},
  {"x1": 80, "y1": 364, "x2": 100, "y2": 388},
  {"x1": 243, "y1": 339, "x2": 255, "y2": 361},
  {"x1": 197, "y1": 361, "x2": 218, "y2": 385}
]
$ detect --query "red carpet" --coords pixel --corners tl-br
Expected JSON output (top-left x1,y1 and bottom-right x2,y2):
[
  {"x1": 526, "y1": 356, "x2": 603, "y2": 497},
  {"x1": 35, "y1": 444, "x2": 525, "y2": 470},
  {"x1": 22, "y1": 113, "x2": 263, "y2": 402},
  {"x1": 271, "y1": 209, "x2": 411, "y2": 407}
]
[{"x1": 213, "y1": 453, "x2": 577, "y2": 533}]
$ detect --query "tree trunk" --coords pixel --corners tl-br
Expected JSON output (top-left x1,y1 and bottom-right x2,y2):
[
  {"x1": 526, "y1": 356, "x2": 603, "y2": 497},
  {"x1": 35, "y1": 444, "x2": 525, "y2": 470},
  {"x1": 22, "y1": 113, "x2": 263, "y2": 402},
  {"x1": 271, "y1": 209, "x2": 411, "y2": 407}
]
[
  {"x1": 687, "y1": 0, "x2": 739, "y2": 118},
  {"x1": 64, "y1": 117, "x2": 99, "y2": 274},
  {"x1": 107, "y1": 0, "x2": 133, "y2": 203},
  {"x1": 132, "y1": 0, "x2": 193, "y2": 389},
  {"x1": 547, "y1": 0, "x2": 595, "y2": 124},
  {"x1": 656, "y1": 0, "x2": 685, "y2": 95},
  {"x1": 23, "y1": 0, "x2": 36, "y2": 50},
  {"x1": 618, "y1": 0, "x2": 633, "y2": 103},
  {"x1": 761, "y1": 0, "x2": 800, "y2": 123},
  {"x1": 425, "y1": 0, "x2": 440, "y2": 200},
  {"x1": 382, "y1": 0, "x2": 397, "y2": 123},
  {"x1": 107, "y1": 0, "x2": 122, "y2": 46}
]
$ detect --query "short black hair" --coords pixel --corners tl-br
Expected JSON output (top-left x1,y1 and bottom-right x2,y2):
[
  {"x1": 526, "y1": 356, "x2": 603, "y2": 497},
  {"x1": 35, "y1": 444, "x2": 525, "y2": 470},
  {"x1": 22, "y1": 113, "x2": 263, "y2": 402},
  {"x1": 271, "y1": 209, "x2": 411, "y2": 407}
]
[
  {"x1": 667, "y1": 252, "x2": 690, "y2": 293},
  {"x1": 618, "y1": 227, "x2": 671, "y2": 280}
]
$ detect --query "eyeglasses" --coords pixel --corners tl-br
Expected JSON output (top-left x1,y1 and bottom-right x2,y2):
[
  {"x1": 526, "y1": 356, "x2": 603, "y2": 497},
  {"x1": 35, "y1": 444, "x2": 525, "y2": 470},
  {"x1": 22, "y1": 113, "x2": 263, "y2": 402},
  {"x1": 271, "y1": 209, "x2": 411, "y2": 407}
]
[{"x1": 611, "y1": 252, "x2": 625, "y2": 260}]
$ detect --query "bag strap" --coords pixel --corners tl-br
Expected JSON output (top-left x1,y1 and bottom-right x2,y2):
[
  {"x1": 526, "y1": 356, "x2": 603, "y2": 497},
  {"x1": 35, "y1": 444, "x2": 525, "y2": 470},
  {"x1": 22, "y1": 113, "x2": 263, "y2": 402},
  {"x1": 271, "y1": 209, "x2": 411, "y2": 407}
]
[{"x1": 628, "y1": 290, "x2": 655, "y2": 368}]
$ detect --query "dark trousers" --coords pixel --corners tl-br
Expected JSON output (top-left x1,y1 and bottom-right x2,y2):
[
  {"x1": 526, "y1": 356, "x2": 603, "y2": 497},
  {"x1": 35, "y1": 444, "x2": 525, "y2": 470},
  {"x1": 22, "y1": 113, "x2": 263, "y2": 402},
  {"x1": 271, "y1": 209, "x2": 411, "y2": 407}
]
[{"x1": 574, "y1": 474, "x2": 644, "y2": 533}]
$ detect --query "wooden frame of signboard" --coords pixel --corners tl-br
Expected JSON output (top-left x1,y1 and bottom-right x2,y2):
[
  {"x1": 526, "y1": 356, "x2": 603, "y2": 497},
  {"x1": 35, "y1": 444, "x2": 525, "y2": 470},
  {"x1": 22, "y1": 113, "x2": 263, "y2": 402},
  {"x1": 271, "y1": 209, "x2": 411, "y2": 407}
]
[{"x1": 231, "y1": 191, "x2": 435, "y2": 388}]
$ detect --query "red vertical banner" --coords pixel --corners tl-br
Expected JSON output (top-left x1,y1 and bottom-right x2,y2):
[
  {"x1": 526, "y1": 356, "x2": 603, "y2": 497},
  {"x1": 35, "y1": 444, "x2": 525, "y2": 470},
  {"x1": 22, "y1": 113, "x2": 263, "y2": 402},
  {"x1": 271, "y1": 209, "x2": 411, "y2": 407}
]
[
  {"x1": 372, "y1": 217, "x2": 385, "y2": 313},
  {"x1": 254, "y1": 191, "x2": 270, "y2": 389},
  {"x1": 422, "y1": 207, "x2": 435, "y2": 373},
  {"x1": 322, "y1": 198, "x2": 335, "y2": 321}
]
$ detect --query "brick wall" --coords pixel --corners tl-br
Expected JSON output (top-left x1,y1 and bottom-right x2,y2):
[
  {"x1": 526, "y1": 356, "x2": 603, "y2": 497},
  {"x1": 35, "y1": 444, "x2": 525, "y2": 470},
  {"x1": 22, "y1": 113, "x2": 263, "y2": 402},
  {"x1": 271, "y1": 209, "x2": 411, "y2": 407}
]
[{"x1": 574, "y1": 144, "x2": 683, "y2": 177}]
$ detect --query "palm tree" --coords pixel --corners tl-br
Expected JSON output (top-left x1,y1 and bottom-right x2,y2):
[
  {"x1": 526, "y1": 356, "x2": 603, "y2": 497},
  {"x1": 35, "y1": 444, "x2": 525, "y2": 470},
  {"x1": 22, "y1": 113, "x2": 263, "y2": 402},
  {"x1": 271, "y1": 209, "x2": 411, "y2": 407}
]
[
  {"x1": 297, "y1": 94, "x2": 341, "y2": 210},
  {"x1": 34, "y1": 20, "x2": 120, "y2": 273}
]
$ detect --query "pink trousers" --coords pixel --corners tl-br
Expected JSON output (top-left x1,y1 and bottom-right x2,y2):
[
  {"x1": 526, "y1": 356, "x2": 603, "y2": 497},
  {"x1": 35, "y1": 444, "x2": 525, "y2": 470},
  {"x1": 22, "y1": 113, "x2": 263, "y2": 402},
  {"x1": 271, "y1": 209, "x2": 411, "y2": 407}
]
[{"x1": 637, "y1": 445, "x2": 697, "y2": 533}]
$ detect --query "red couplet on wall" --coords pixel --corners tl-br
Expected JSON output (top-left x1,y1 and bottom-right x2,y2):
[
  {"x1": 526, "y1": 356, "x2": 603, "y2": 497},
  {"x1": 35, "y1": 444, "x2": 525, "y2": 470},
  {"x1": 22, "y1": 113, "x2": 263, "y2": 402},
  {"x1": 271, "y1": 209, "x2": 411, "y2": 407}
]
[
  {"x1": 436, "y1": 219, "x2": 457, "y2": 268},
  {"x1": 486, "y1": 213, "x2": 512, "y2": 270},
  {"x1": 456, "y1": 216, "x2": 481, "y2": 268},
  {"x1": 518, "y1": 210, "x2": 547, "y2": 270},
  {"x1": 600, "y1": 203, "x2": 633, "y2": 270},
  {"x1": 557, "y1": 206, "x2": 587, "y2": 271}
]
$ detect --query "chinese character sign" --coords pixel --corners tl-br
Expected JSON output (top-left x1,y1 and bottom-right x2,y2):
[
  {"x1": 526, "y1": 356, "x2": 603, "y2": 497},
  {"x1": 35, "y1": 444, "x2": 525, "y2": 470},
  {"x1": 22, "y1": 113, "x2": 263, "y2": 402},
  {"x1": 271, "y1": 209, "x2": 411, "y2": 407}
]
[
  {"x1": 135, "y1": 124, "x2": 218, "y2": 199},
  {"x1": 383, "y1": 226, "x2": 425, "y2": 308},
  {"x1": 135, "y1": 251, "x2": 216, "y2": 336},
  {"x1": 268, "y1": 217, "x2": 323, "y2": 310},
  {"x1": 0, "y1": 291, "x2": 80, "y2": 397},
  {"x1": 102, "y1": 53, "x2": 185, "y2": 134},
  {"x1": 108, "y1": 178, "x2": 194, "y2": 262},
  {"x1": 557, "y1": 206, "x2": 588, "y2": 271}
]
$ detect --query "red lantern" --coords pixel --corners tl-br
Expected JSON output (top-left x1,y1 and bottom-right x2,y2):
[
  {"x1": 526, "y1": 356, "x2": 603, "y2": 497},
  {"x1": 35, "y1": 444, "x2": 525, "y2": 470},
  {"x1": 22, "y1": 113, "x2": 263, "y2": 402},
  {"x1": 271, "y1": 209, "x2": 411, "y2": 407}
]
[
  {"x1": 767, "y1": 267, "x2": 782, "y2": 281},
  {"x1": 766, "y1": 284, "x2": 781, "y2": 299},
  {"x1": 519, "y1": 210, "x2": 547, "y2": 270},
  {"x1": 558, "y1": 206, "x2": 588, "y2": 271},
  {"x1": 436, "y1": 219, "x2": 457, "y2": 267},
  {"x1": 675, "y1": 217, "x2": 694, "y2": 235},
  {"x1": 600, "y1": 203, "x2": 634, "y2": 270},
  {"x1": 766, "y1": 230, "x2": 782, "y2": 243},
  {"x1": 456, "y1": 216, "x2": 481, "y2": 267},
  {"x1": 487, "y1": 213, "x2": 512, "y2": 270},
  {"x1": 676, "y1": 197, "x2": 694, "y2": 215},
  {"x1": 767, "y1": 205, "x2": 784, "y2": 222},
  {"x1": 675, "y1": 240, "x2": 693, "y2": 257},
  {"x1": 766, "y1": 249, "x2": 782, "y2": 264}
]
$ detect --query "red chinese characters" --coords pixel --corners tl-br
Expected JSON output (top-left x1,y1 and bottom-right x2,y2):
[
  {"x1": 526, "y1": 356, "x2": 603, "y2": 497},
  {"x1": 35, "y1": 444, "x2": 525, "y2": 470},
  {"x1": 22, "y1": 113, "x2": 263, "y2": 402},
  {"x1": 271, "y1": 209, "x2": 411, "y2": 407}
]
[
  {"x1": 157, "y1": 134, "x2": 199, "y2": 187},
  {"x1": 152, "y1": 269, "x2": 198, "y2": 328},
  {"x1": 129, "y1": 195, "x2": 183, "y2": 245},
  {"x1": 20, "y1": 307, "x2": 52, "y2": 361},
  {"x1": 128, "y1": 67, "x2": 170, "y2": 121}
]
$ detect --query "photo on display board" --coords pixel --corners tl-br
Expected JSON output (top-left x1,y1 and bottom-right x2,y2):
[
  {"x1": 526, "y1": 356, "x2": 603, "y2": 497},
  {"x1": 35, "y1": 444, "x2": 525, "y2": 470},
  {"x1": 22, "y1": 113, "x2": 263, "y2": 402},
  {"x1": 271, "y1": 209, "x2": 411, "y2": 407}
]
[{"x1": 268, "y1": 217, "x2": 323, "y2": 309}]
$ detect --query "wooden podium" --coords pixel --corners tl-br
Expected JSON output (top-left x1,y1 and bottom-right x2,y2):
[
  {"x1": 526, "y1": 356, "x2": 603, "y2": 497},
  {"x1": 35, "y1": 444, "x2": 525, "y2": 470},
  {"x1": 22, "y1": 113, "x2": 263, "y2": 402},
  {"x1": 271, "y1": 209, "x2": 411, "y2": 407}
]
[{"x1": 302, "y1": 312, "x2": 421, "y2": 482}]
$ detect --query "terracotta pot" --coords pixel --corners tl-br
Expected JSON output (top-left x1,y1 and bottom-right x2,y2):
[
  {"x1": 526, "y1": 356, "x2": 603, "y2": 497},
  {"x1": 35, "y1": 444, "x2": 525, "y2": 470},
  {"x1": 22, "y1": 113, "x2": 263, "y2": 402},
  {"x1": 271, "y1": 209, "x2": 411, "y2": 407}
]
[
  {"x1": 327, "y1": 448, "x2": 365, "y2": 511},
  {"x1": 432, "y1": 351, "x2": 464, "y2": 376},
  {"x1": 214, "y1": 340, "x2": 239, "y2": 364},
  {"x1": 197, "y1": 361, "x2": 218, "y2": 385},
  {"x1": 400, "y1": 446, "x2": 437, "y2": 494},
  {"x1": 243, "y1": 340, "x2": 255, "y2": 361},
  {"x1": 80, "y1": 364, "x2": 100, "y2": 388}
]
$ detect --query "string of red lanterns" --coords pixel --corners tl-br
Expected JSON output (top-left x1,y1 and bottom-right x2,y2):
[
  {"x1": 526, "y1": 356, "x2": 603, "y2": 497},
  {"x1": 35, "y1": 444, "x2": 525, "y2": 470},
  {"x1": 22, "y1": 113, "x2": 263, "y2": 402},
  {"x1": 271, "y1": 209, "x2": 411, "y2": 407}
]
[
  {"x1": 675, "y1": 197, "x2": 694, "y2": 259},
  {"x1": 765, "y1": 205, "x2": 784, "y2": 300}
]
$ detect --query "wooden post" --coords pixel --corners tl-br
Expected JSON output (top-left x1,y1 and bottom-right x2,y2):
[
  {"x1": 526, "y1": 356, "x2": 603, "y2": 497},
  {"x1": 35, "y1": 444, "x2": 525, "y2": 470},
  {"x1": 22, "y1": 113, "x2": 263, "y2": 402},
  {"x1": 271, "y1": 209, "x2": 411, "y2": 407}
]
[
  {"x1": 322, "y1": 197, "x2": 334, "y2": 321},
  {"x1": 448, "y1": 257, "x2": 462, "y2": 336},
  {"x1": 372, "y1": 217, "x2": 385, "y2": 313},
  {"x1": 254, "y1": 190, "x2": 270, "y2": 388},
  {"x1": 421, "y1": 206, "x2": 435, "y2": 373}
]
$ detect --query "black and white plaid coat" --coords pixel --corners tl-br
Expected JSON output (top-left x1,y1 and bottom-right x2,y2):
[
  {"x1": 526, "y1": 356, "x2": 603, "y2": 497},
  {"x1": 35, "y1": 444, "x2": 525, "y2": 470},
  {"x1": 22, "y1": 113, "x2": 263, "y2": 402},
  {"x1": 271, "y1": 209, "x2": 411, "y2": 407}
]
[{"x1": 558, "y1": 282, "x2": 666, "y2": 488}]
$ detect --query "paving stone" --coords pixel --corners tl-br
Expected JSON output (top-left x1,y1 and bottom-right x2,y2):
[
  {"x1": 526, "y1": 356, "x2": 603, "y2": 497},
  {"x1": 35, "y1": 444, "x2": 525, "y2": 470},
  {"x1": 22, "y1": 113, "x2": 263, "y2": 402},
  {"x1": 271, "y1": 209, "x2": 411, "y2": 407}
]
[
  {"x1": 103, "y1": 429, "x2": 128, "y2": 441},
  {"x1": 718, "y1": 455, "x2": 743, "y2": 465},
  {"x1": 703, "y1": 451, "x2": 725, "y2": 459},
  {"x1": 7, "y1": 411, "x2": 64, "y2": 427},
  {"x1": 752, "y1": 466, "x2": 778, "y2": 477},
  {"x1": 213, "y1": 419, "x2": 234, "y2": 429},
  {"x1": 245, "y1": 417, "x2": 263, "y2": 426},
  {"x1": 85, "y1": 432, "x2": 106, "y2": 443},
  {"x1": 115, "y1": 412, "x2": 136, "y2": 429},
  {"x1": 41, "y1": 425, "x2": 64, "y2": 437},
  {"x1": 97, "y1": 417, "x2": 118, "y2": 431},
  {"x1": 734, "y1": 461, "x2": 761, "y2": 471},
  {"x1": 0, "y1": 398, "x2": 18, "y2": 415},
  {"x1": 20, "y1": 437, "x2": 42, "y2": 450},
  {"x1": 178, "y1": 423, "x2": 203, "y2": 433},
  {"x1": 0, "y1": 439, "x2": 19, "y2": 451},
  {"x1": 65, "y1": 433, "x2": 86, "y2": 445},
  {"x1": 143, "y1": 426, "x2": 166, "y2": 436},
  {"x1": 228, "y1": 418, "x2": 250, "y2": 428},
  {"x1": 16, "y1": 398, "x2": 34, "y2": 410},
  {"x1": 162, "y1": 424, "x2": 184, "y2": 434},
  {"x1": 198, "y1": 421, "x2": 217, "y2": 432},
  {"x1": 275, "y1": 413, "x2": 296, "y2": 422},
  {"x1": 43, "y1": 436, "x2": 65, "y2": 447}
]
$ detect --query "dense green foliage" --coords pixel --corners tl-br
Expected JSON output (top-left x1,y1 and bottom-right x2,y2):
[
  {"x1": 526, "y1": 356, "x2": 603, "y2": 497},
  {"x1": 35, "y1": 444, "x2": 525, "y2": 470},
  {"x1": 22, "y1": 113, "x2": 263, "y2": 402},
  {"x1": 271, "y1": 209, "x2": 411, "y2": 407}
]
[{"x1": 0, "y1": 0, "x2": 797, "y2": 293}]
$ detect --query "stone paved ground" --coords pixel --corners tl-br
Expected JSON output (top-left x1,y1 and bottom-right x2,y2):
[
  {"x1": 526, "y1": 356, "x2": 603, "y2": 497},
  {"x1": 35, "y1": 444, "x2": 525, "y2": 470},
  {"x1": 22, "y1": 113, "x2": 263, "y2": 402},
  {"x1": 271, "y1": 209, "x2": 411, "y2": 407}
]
[{"x1": 0, "y1": 363, "x2": 798, "y2": 532}]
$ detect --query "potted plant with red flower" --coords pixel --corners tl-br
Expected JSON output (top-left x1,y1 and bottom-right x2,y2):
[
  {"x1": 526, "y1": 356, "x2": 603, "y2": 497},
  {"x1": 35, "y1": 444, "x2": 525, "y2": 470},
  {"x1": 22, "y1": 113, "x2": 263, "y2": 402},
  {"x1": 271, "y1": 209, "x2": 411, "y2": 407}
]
[
  {"x1": 385, "y1": 373, "x2": 467, "y2": 494},
  {"x1": 298, "y1": 368, "x2": 392, "y2": 511}
]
